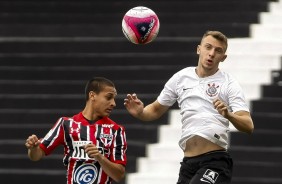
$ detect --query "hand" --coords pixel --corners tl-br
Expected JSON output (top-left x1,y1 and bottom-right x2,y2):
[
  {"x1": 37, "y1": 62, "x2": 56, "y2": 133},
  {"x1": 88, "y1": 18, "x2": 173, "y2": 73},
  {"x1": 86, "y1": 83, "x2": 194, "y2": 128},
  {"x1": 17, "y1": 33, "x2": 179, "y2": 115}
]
[
  {"x1": 124, "y1": 93, "x2": 144, "y2": 117},
  {"x1": 213, "y1": 98, "x2": 229, "y2": 118},
  {"x1": 25, "y1": 134, "x2": 41, "y2": 150},
  {"x1": 84, "y1": 144, "x2": 102, "y2": 160}
]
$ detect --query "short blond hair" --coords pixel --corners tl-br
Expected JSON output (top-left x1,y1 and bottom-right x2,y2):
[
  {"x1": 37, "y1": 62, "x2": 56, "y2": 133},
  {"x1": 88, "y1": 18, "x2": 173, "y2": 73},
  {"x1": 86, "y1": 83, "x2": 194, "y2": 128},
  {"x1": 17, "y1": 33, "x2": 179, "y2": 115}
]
[{"x1": 202, "y1": 30, "x2": 228, "y2": 52}]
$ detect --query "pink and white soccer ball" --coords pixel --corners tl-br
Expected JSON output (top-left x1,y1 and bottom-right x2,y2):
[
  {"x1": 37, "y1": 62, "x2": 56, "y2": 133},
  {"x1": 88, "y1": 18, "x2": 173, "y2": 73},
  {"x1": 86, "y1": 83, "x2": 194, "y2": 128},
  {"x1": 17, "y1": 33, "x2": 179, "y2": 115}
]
[{"x1": 122, "y1": 6, "x2": 160, "y2": 44}]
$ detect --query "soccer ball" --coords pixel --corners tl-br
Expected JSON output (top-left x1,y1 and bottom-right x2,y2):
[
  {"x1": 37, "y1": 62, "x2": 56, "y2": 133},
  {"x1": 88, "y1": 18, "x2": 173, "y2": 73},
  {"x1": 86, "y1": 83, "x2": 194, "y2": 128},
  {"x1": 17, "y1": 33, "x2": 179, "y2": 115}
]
[{"x1": 122, "y1": 6, "x2": 160, "y2": 44}]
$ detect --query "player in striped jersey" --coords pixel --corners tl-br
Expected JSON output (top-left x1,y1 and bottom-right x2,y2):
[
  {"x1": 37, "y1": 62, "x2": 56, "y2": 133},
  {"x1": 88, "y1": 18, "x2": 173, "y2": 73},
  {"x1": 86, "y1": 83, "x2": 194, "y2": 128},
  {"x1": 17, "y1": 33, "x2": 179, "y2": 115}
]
[{"x1": 25, "y1": 77, "x2": 127, "y2": 184}]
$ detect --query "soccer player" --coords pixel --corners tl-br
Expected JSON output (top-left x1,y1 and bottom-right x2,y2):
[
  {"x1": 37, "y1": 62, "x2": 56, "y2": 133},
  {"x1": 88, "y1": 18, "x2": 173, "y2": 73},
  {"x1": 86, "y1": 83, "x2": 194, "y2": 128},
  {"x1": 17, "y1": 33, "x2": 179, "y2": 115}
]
[
  {"x1": 25, "y1": 77, "x2": 127, "y2": 184},
  {"x1": 124, "y1": 31, "x2": 254, "y2": 183}
]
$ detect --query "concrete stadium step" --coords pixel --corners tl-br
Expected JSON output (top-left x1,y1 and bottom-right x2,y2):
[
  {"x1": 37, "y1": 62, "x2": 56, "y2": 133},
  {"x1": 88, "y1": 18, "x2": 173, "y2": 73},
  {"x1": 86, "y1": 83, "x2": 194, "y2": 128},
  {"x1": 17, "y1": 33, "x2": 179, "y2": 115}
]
[
  {"x1": 220, "y1": 54, "x2": 281, "y2": 70},
  {"x1": 0, "y1": 39, "x2": 200, "y2": 53},
  {"x1": 251, "y1": 98, "x2": 282, "y2": 113},
  {"x1": 0, "y1": 169, "x2": 66, "y2": 184},
  {"x1": 233, "y1": 161, "x2": 282, "y2": 178},
  {"x1": 252, "y1": 24, "x2": 282, "y2": 40},
  {"x1": 251, "y1": 113, "x2": 282, "y2": 129},
  {"x1": 0, "y1": 54, "x2": 198, "y2": 67},
  {"x1": 0, "y1": 66, "x2": 183, "y2": 80},
  {"x1": 0, "y1": 80, "x2": 167, "y2": 94},
  {"x1": 262, "y1": 85, "x2": 282, "y2": 98},
  {"x1": 230, "y1": 146, "x2": 282, "y2": 163},
  {"x1": 228, "y1": 39, "x2": 282, "y2": 55},
  {"x1": 230, "y1": 130, "x2": 282, "y2": 147},
  {"x1": 257, "y1": 11, "x2": 282, "y2": 25},
  {"x1": 0, "y1": 155, "x2": 64, "y2": 169}
]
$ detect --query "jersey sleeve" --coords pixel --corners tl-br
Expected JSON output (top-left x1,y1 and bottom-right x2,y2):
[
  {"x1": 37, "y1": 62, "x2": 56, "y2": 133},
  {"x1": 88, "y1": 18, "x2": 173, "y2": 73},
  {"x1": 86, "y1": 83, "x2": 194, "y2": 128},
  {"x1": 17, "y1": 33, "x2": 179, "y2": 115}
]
[
  {"x1": 39, "y1": 117, "x2": 65, "y2": 156},
  {"x1": 227, "y1": 77, "x2": 250, "y2": 113},
  {"x1": 157, "y1": 72, "x2": 179, "y2": 106}
]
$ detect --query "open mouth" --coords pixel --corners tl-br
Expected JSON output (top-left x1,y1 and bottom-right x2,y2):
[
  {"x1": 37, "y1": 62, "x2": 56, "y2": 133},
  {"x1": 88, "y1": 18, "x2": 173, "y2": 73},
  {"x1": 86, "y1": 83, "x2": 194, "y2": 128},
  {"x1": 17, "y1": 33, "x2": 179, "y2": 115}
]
[
  {"x1": 106, "y1": 109, "x2": 113, "y2": 113},
  {"x1": 207, "y1": 59, "x2": 213, "y2": 64}
]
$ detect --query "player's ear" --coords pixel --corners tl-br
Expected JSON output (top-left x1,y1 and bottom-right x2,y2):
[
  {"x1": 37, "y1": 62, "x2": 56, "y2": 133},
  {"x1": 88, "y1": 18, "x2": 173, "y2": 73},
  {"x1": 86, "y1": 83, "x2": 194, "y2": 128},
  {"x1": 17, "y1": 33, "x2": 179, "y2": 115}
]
[
  {"x1": 89, "y1": 91, "x2": 96, "y2": 100},
  {"x1": 220, "y1": 54, "x2": 227, "y2": 62},
  {"x1": 197, "y1": 45, "x2": 201, "y2": 54}
]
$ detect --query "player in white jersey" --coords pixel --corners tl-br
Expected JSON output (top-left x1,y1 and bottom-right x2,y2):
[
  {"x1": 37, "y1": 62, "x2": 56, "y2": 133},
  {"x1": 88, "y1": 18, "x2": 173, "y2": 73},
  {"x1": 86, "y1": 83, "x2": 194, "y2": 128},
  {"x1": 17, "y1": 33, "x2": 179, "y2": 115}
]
[{"x1": 124, "y1": 30, "x2": 254, "y2": 183}]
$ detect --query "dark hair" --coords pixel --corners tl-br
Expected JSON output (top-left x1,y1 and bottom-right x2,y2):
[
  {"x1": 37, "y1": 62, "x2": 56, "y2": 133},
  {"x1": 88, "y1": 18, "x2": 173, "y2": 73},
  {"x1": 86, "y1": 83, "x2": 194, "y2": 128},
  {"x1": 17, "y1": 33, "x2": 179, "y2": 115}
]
[
  {"x1": 202, "y1": 30, "x2": 228, "y2": 52},
  {"x1": 85, "y1": 77, "x2": 115, "y2": 101}
]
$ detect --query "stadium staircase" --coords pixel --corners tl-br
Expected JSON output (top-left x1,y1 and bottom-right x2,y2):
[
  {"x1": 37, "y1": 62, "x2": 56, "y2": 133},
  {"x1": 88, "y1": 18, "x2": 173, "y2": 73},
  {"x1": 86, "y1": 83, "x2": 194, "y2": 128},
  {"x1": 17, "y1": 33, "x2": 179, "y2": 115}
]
[{"x1": 0, "y1": 0, "x2": 280, "y2": 184}]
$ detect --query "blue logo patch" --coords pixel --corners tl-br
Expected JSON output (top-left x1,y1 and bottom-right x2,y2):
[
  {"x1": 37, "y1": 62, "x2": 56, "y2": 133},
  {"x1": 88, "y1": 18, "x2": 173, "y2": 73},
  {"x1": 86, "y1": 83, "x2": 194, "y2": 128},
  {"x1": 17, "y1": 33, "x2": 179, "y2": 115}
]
[{"x1": 74, "y1": 164, "x2": 98, "y2": 184}]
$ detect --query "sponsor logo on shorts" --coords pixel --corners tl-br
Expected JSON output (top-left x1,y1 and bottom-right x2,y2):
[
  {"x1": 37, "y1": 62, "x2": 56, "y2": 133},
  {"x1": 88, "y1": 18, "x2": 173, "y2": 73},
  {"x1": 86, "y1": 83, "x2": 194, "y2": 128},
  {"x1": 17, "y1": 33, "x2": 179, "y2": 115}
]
[
  {"x1": 74, "y1": 164, "x2": 98, "y2": 184},
  {"x1": 200, "y1": 169, "x2": 219, "y2": 184}
]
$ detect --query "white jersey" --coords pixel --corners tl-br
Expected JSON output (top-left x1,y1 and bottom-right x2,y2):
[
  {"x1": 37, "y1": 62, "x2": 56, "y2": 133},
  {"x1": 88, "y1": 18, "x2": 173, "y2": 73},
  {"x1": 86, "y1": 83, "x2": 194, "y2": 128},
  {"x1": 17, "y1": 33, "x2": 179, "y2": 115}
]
[{"x1": 157, "y1": 67, "x2": 249, "y2": 150}]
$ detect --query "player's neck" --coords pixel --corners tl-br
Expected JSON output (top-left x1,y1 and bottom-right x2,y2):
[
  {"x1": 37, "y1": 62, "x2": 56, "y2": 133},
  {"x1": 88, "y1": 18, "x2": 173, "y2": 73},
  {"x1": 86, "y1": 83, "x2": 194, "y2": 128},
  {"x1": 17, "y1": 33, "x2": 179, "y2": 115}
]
[
  {"x1": 82, "y1": 106, "x2": 101, "y2": 122},
  {"x1": 195, "y1": 66, "x2": 219, "y2": 78}
]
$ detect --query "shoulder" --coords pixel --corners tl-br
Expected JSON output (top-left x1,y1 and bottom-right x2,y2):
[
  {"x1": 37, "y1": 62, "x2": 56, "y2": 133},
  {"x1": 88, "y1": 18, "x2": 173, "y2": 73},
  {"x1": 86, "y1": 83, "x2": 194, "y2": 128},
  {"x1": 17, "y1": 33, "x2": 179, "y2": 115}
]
[
  {"x1": 217, "y1": 70, "x2": 238, "y2": 83},
  {"x1": 176, "y1": 66, "x2": 195, "y2": 76},
  {"x1": 169, "y1": 66, "x2": 196, "y2": 83}
]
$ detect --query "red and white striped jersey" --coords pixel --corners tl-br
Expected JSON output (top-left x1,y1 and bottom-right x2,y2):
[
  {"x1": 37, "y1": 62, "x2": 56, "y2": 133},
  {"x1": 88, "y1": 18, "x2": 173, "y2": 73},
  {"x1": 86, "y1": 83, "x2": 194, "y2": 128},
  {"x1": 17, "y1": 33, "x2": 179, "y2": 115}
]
[{"x1": 39, "y1": 112, "x2": 127, "y2": 184}]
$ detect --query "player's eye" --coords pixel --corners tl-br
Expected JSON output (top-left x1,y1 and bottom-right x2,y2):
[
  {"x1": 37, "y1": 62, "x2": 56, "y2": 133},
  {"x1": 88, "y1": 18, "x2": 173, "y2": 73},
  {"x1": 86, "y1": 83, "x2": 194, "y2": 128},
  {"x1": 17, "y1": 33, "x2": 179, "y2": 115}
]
[{"x1": 205, "y1": 44, "x2": 212, "y2": 50}]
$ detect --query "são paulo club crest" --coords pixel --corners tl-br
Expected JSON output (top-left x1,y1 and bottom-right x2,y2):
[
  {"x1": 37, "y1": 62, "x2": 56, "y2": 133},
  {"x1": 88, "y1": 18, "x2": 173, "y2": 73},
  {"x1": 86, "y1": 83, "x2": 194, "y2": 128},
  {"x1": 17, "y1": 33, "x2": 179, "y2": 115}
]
[
  {"x1": 74, "y1": 164, "x2": 98, "y2": 184},
  {"x1": 100, "y1": 133, "x2": 113, "y2": 147},
  {"x1": 206, "y1": 83, "x2": 220, "y2": 97}
]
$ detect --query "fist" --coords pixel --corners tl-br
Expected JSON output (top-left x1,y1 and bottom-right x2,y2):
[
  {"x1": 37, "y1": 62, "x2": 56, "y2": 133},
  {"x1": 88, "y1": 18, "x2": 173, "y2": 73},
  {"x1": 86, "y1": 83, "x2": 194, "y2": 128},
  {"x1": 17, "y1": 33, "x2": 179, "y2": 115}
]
[{"x1": 25, "y1": 134, "x2": 41, "y2": 150}]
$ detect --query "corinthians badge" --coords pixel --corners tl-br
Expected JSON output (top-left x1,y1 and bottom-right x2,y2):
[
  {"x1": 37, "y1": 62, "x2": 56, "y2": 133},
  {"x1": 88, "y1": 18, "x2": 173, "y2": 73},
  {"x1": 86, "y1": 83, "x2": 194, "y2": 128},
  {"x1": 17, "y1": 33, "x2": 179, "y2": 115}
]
[{"x1": 206, "y1": 83, "x2": 220, "y2": 97}]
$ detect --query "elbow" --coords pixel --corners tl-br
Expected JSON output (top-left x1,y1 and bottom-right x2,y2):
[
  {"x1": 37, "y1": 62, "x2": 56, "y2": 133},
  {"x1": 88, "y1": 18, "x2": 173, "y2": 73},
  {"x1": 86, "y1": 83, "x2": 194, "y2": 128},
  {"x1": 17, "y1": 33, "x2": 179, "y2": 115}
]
[
  {"x1": 113, "y1": 173, "x2": 125, "y2": 183},
  {"x1": 245, "y1": 122, "x2": 254, "y2": 135},
  {"x1": 248, "y1": 125, "x2": 254, "y2": 134},
  {"x1": 112, "y1": 167, "x2": 125, "y2": 183}
]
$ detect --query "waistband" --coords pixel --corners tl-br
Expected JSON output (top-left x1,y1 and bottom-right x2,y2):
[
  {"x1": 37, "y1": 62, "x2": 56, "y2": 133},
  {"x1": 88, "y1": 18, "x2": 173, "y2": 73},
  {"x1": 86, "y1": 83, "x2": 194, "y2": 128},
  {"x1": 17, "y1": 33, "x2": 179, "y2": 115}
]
[{"x1": 183, "y1": 149, "x2": 228, "y2": 161}]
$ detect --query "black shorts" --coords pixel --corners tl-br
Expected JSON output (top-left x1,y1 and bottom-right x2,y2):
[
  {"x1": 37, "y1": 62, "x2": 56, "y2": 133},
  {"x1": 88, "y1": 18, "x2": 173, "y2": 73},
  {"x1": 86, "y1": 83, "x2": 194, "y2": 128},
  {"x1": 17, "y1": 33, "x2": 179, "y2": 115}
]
[{"x1": 177, "y1": 150, "x2": 233, "y2": 184}]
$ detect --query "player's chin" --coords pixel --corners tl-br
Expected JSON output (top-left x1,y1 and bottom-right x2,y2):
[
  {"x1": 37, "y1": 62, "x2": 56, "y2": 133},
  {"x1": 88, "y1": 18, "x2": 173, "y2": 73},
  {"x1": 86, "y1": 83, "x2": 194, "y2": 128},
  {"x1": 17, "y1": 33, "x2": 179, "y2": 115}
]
[{"x1": 104, "y1": 109, "x2": 113, "y2": 116}]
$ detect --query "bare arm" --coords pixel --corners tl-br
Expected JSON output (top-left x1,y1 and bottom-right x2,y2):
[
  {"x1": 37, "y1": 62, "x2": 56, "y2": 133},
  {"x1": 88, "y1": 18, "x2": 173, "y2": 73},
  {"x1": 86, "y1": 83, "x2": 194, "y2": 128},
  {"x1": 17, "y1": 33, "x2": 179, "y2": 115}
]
[
  {"x1": 85, "y1": 144, "x2": 125, "y2": 182},
  {"x1": 227, "y1": 111, "x2": 254, "y2": 134},
  {"x1": 213, "y1": 99, "x2": 254, "y2": 134},
  {"x1": 124, "y1": 93, "x2": 169, "y2": 121},
  {"x1": 25, "y1": 134, "x2": 45, "y2": 161}
]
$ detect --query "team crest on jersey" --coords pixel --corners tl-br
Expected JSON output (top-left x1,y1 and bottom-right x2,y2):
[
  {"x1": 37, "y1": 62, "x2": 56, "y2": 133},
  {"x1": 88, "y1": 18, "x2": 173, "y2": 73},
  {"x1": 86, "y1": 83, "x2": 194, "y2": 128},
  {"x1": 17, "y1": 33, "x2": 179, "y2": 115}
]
[
  {"x1": 206, "y1": 83, "x2": 219, "y2": 97},
  {"x1": 74, "y1": 164, "x2": 98, "y2": 184},
  {"x1": 100, "y1": 134, "x2": 113, "y2": 147},
  {"x1": 200, "y1": 169, "x2": 219, "y2": 184}
]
